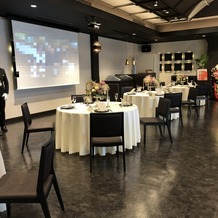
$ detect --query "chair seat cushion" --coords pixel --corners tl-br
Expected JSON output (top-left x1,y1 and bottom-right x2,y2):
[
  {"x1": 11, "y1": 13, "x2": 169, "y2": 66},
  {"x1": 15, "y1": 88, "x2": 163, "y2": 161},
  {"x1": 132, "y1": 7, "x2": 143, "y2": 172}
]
[
  {"x1": 140, "y1": 117, "x2": 165, "y2": 125},
  {"x1": 170, "y1": 108, "x2": 180, "y2": 113},
  {"x1": 91, "y1": 136, "x2": 122, "y2": 145},
  {"x1": 0, "y1": 172, "x2": 38, "y2": 200},
  {"x1": 196, "y1": 96, "x2": 207, "y2": 100},
  {"x1": 182, "y1": 100, "x2": 191, "y2": 104},
  {"x1": 28, "y1": 122, "x2": 55, "y2": 132}
]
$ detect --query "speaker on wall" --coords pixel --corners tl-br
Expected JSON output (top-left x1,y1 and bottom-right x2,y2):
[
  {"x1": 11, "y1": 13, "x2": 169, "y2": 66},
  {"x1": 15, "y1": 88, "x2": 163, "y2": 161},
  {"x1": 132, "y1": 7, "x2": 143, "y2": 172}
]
[{"x1": 141, "y1": 45, "x2": 151, "y2": 52}]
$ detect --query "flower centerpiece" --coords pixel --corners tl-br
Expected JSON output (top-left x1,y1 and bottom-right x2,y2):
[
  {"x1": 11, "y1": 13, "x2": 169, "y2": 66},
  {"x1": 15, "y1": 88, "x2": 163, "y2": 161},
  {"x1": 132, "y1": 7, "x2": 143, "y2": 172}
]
[
  {"x1": 86, "y1": 80, "x2": 110, "y2": 101},
  {"x1": 211, "y1": 64, "x2": 218, "y2": 100},
  {"x1": 143, "y1": 75, "x2": 159, "y2": 90},
  {"x1": 176, "y1": 74, "x2": 188, "y2": 85}
]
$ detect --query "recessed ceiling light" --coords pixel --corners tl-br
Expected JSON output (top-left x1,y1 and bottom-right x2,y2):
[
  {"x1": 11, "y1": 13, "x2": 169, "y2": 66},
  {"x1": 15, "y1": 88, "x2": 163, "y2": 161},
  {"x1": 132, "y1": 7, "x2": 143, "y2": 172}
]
[
  {"x1": 202, "y1": 34, "x2": 206, "y2": 38},
  {"x1": 132, "y1": 33, "x2": 136, "y2": 36},
  {"x1": 154, "y1": 1, "x2": 158, "y2": 7},
  {"x1": 31, "y1": 4, "x2": 37, "y2": 8}
]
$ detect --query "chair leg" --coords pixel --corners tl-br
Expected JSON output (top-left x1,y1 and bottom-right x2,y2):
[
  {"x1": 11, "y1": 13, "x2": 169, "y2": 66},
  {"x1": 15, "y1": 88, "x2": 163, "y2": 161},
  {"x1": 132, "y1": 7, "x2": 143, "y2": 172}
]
[
  {"x1": 194, "y1": 101, "x2": 199, "y2": 117},
  {"x1": 52, "y1": 173, "x2": 65, "y2": 211},
  {"x1": 26, "y1": 133, "x2": 30, "y2": 146},
  {"x1": 21, "y1": 132, "x2": 27, "y2": 153},
  {"x1": 188, "y1": 104, "x2": 191, "y2": 115},
  {"x1": 122, "y1": 145, "x2": 126, "y2": 172},
  {"x1": 90, "y1": 145, "x2": 92, "y2": 172},
  {"x1": 116, "y1": 145, "x2": 119, "y2": 157},
  {"x1": 40, "y1": 195, "x2": 51, "y2": 218},
  {"x1": 179, "y1": 108, "x2": 183, "y2": 127},
  {"x1": 6, "y1": 203, "x2": 11, "y2": 217},
  {"x1": 158, "y1": 125, "x2": 163, "y2": 136}
]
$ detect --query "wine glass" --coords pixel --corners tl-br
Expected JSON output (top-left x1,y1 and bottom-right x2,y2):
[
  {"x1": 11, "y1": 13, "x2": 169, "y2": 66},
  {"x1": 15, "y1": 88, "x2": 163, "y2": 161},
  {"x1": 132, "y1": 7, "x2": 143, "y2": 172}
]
[
  {"x1": 72, "y1": 96, "x2": 76, "y2": 105},
  {"x1": 106, "y1": 96, "x2": 110, "y2": 107},
  {"x1": 114, "y1": 93, "x2": 118, "y2": 102}
]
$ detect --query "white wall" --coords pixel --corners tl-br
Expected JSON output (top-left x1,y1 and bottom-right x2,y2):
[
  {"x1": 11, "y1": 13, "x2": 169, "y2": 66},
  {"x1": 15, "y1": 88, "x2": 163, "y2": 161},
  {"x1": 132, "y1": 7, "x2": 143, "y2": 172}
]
[
  {"x1": 99, "y1": 37, "x2": 138, "y2": 79},
  {"x1": 0, "y1": 16, "x2": 208, "y2": 120},
  {"x1": 136, "y1": 40, "x2": 208, "y2": 84}
]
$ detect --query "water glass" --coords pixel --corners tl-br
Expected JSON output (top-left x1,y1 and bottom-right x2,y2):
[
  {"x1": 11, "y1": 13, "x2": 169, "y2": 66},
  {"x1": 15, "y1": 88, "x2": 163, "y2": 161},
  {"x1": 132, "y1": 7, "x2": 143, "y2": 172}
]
[
  {"x1": 107, "y1": 96, "x2": 110, "y2": 107},
  {"x1": 114, "y1": 93, "x2": 118, "y2": 102},
  {"x1": 72, "y1": 96, "x2": 76, "y2": 105}
]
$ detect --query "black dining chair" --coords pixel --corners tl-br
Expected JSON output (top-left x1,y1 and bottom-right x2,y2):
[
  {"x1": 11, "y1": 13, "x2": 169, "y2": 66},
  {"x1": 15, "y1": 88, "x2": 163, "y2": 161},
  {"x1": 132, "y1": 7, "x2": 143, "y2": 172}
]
[
  {"x1": 90, "y1": 112, "x2": 125, "y2": 172},
  {"x1": 196, "y1": 84, "x2": 212, "y2": 106},
  {"x1": 140, "y1": 98, "x2": 172, "y2": 147},
  {"x1": 182, "y1": 85, "x2": 212, "y2": 117},
  {"x1": 71, "y1": 94, "x2": 85, "y2": 103},
  {"x1": 0, "y1": 133, "x2": 64, "y2": 218},
  {"x1": 21, "y1": 102, "x2": 55, "y2": 153},
  {"x1": 121, "y1": 86, "x2": 134, "y2": 98},
  {"x1": 164, "y1": 92, "x2": 183, "y2": 127},
  {"x1": 182, "y1": 87, "x2": 199, "y2": 116}
]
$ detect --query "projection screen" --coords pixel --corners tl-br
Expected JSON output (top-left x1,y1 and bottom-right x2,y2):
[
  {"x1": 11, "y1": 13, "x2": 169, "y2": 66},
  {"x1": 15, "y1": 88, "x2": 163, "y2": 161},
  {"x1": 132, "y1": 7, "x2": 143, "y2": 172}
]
[{"x1": 11, "y1": 20, "x2": 80, "y2": 90}]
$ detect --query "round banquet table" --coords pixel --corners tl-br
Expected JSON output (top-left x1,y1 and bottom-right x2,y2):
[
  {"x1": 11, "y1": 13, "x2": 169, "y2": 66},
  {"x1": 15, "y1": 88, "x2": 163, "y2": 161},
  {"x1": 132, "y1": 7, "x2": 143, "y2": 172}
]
[
  {"x1": 162, "y1": 85, "x2": 190, "y2": 101},
  {"x1": 0, "y1": 151, "x2": 6, "y2": 212},
  {"x1": 55, "y1": 102, "x2": 141, "y2": 156},
  {"x1": 123, "y1": 91, "x2": 164, "y2": 118},
  {"x1": 123, "y1": 91, "x2": 179, "y2": 120}
]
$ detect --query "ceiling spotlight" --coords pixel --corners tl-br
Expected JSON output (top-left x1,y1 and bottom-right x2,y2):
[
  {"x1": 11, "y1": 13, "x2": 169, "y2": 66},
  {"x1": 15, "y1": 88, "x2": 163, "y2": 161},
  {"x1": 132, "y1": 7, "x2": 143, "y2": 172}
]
[
  {"x1": 154, "y1": 1, "x2": 158, "y2": 7},
  {"x1": 30, "y1": 4, "x2": 37, "y2": 8}
]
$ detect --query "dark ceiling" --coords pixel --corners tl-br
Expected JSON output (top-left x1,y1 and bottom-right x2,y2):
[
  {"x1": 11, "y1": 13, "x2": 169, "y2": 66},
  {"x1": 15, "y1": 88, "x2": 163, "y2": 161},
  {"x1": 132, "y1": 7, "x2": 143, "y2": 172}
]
[{"x1": 1, "y1": 0, "x2": 218, "y2": 44}]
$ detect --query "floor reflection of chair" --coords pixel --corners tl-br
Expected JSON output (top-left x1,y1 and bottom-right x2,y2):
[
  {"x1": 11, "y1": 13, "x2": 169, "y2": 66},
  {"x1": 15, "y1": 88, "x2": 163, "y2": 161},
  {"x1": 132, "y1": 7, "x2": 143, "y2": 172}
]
[
  {"x1": 0, "y1": 134, "x2": 64, "y2": 218},
  {"x1": 164, "y1": 92, "x2": 183, "y2": 127},
  {"x1": 21, "y1": 102, "x2": 55, "y2": 153},
  {"x1": 140, "y1": 98, "x2": 172, "y2": 147},
  {"x1": 90, "y1": 112, "x2": 125, "y2": 172}
]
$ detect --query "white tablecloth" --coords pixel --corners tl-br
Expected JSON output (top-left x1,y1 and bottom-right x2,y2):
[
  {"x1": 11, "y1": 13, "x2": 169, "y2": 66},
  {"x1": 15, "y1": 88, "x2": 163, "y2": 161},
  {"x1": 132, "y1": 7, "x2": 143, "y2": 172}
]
[
  {"x1": 162, "y1": 85, "x2": 205, "y2": 106},
  {"x1": 55, "y1": 102, "x2": 141, "y2": 156},
  {"x1": 123, "y1": 92, "x2": 162, "y2": 118},
  {"x1": 162, "y1": 85, "x2": 190, "y2": 101},
  {"x1": 0, "y1": 151, "x2": 6, "y2": 212}
]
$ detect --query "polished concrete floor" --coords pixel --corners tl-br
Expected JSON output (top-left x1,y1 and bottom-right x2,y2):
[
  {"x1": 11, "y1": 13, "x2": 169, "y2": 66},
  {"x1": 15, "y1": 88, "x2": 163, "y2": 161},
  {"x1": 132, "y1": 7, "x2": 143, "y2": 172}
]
[{"x1": 0, "y1": 102, "x2": 218, "y2": 218}]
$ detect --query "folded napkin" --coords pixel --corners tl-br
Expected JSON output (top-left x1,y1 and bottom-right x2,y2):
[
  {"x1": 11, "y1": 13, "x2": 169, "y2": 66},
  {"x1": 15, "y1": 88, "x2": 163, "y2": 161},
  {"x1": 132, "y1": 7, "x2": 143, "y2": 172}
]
[
  {"x1": 128, "y1": 88, "x2": 135, "y2": 93},
  {"x1": 96, "y1": 101, "x2": 107, "y2": 111}
]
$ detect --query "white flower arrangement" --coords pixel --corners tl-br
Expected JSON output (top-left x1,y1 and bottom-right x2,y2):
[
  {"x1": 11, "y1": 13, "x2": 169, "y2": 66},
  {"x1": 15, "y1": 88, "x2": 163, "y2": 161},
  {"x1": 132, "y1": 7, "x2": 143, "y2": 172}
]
[
  {"x1": 86, "y1": 80, "x2": 110, "y2": 96},
  {"x1": 143, "y1": 75, "x2": 159, "y2": 87}
]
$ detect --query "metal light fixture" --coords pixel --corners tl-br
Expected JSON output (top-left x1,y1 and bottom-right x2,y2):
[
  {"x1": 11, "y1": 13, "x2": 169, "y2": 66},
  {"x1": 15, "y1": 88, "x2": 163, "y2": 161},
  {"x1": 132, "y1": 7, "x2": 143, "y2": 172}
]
[{"x1": 93, "y1": 41, "x2": 101, "y2": 53}]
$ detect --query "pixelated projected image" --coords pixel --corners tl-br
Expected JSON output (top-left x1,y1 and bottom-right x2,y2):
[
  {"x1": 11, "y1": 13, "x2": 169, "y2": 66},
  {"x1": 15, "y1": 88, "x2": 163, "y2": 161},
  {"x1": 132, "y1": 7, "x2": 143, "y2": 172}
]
[{"x1": 11, "y1": 20, "x2": 80, "y2": 89}]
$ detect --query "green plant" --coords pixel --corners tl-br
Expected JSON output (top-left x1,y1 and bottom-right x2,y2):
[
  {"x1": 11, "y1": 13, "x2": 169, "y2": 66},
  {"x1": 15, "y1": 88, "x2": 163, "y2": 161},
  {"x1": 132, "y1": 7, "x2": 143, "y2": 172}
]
[{"x1": 195, "y1": 54, "x2": 209, "y2": 69}]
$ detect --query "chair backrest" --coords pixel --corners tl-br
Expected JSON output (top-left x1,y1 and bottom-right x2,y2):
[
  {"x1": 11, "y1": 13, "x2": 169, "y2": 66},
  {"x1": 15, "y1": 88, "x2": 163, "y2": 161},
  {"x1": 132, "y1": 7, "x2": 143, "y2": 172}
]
[
  {"x1": 159, "y1": 81, "x2": 165, "y2": 86},
  {"x1": 196, "y1": 85, "x2": 209, "y2": 96},
  {"x1": 164, "y1": 92, "x2": 182, "y2": 107},
  {"x1": 37, "y1": 133, "x2": 55, "y2": 194},
  {"x1": 157, "y1": 98, "x2": 171, "y2": 119},
  {"x1": 71, "y1": 94, "x2": 84, "y2": 103},
  {"x1": 188, "y1": 87, "x2": 197, "y2": 100},
  {"x1": 121, "y1": 86, "x2": 134, "y2": 97},
  {"x1": 21, "y1": 102, "x2": 32, "y2": 128},
  {"x1": 90, "y1": 112, "x2": 124, "y2": 138}
]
